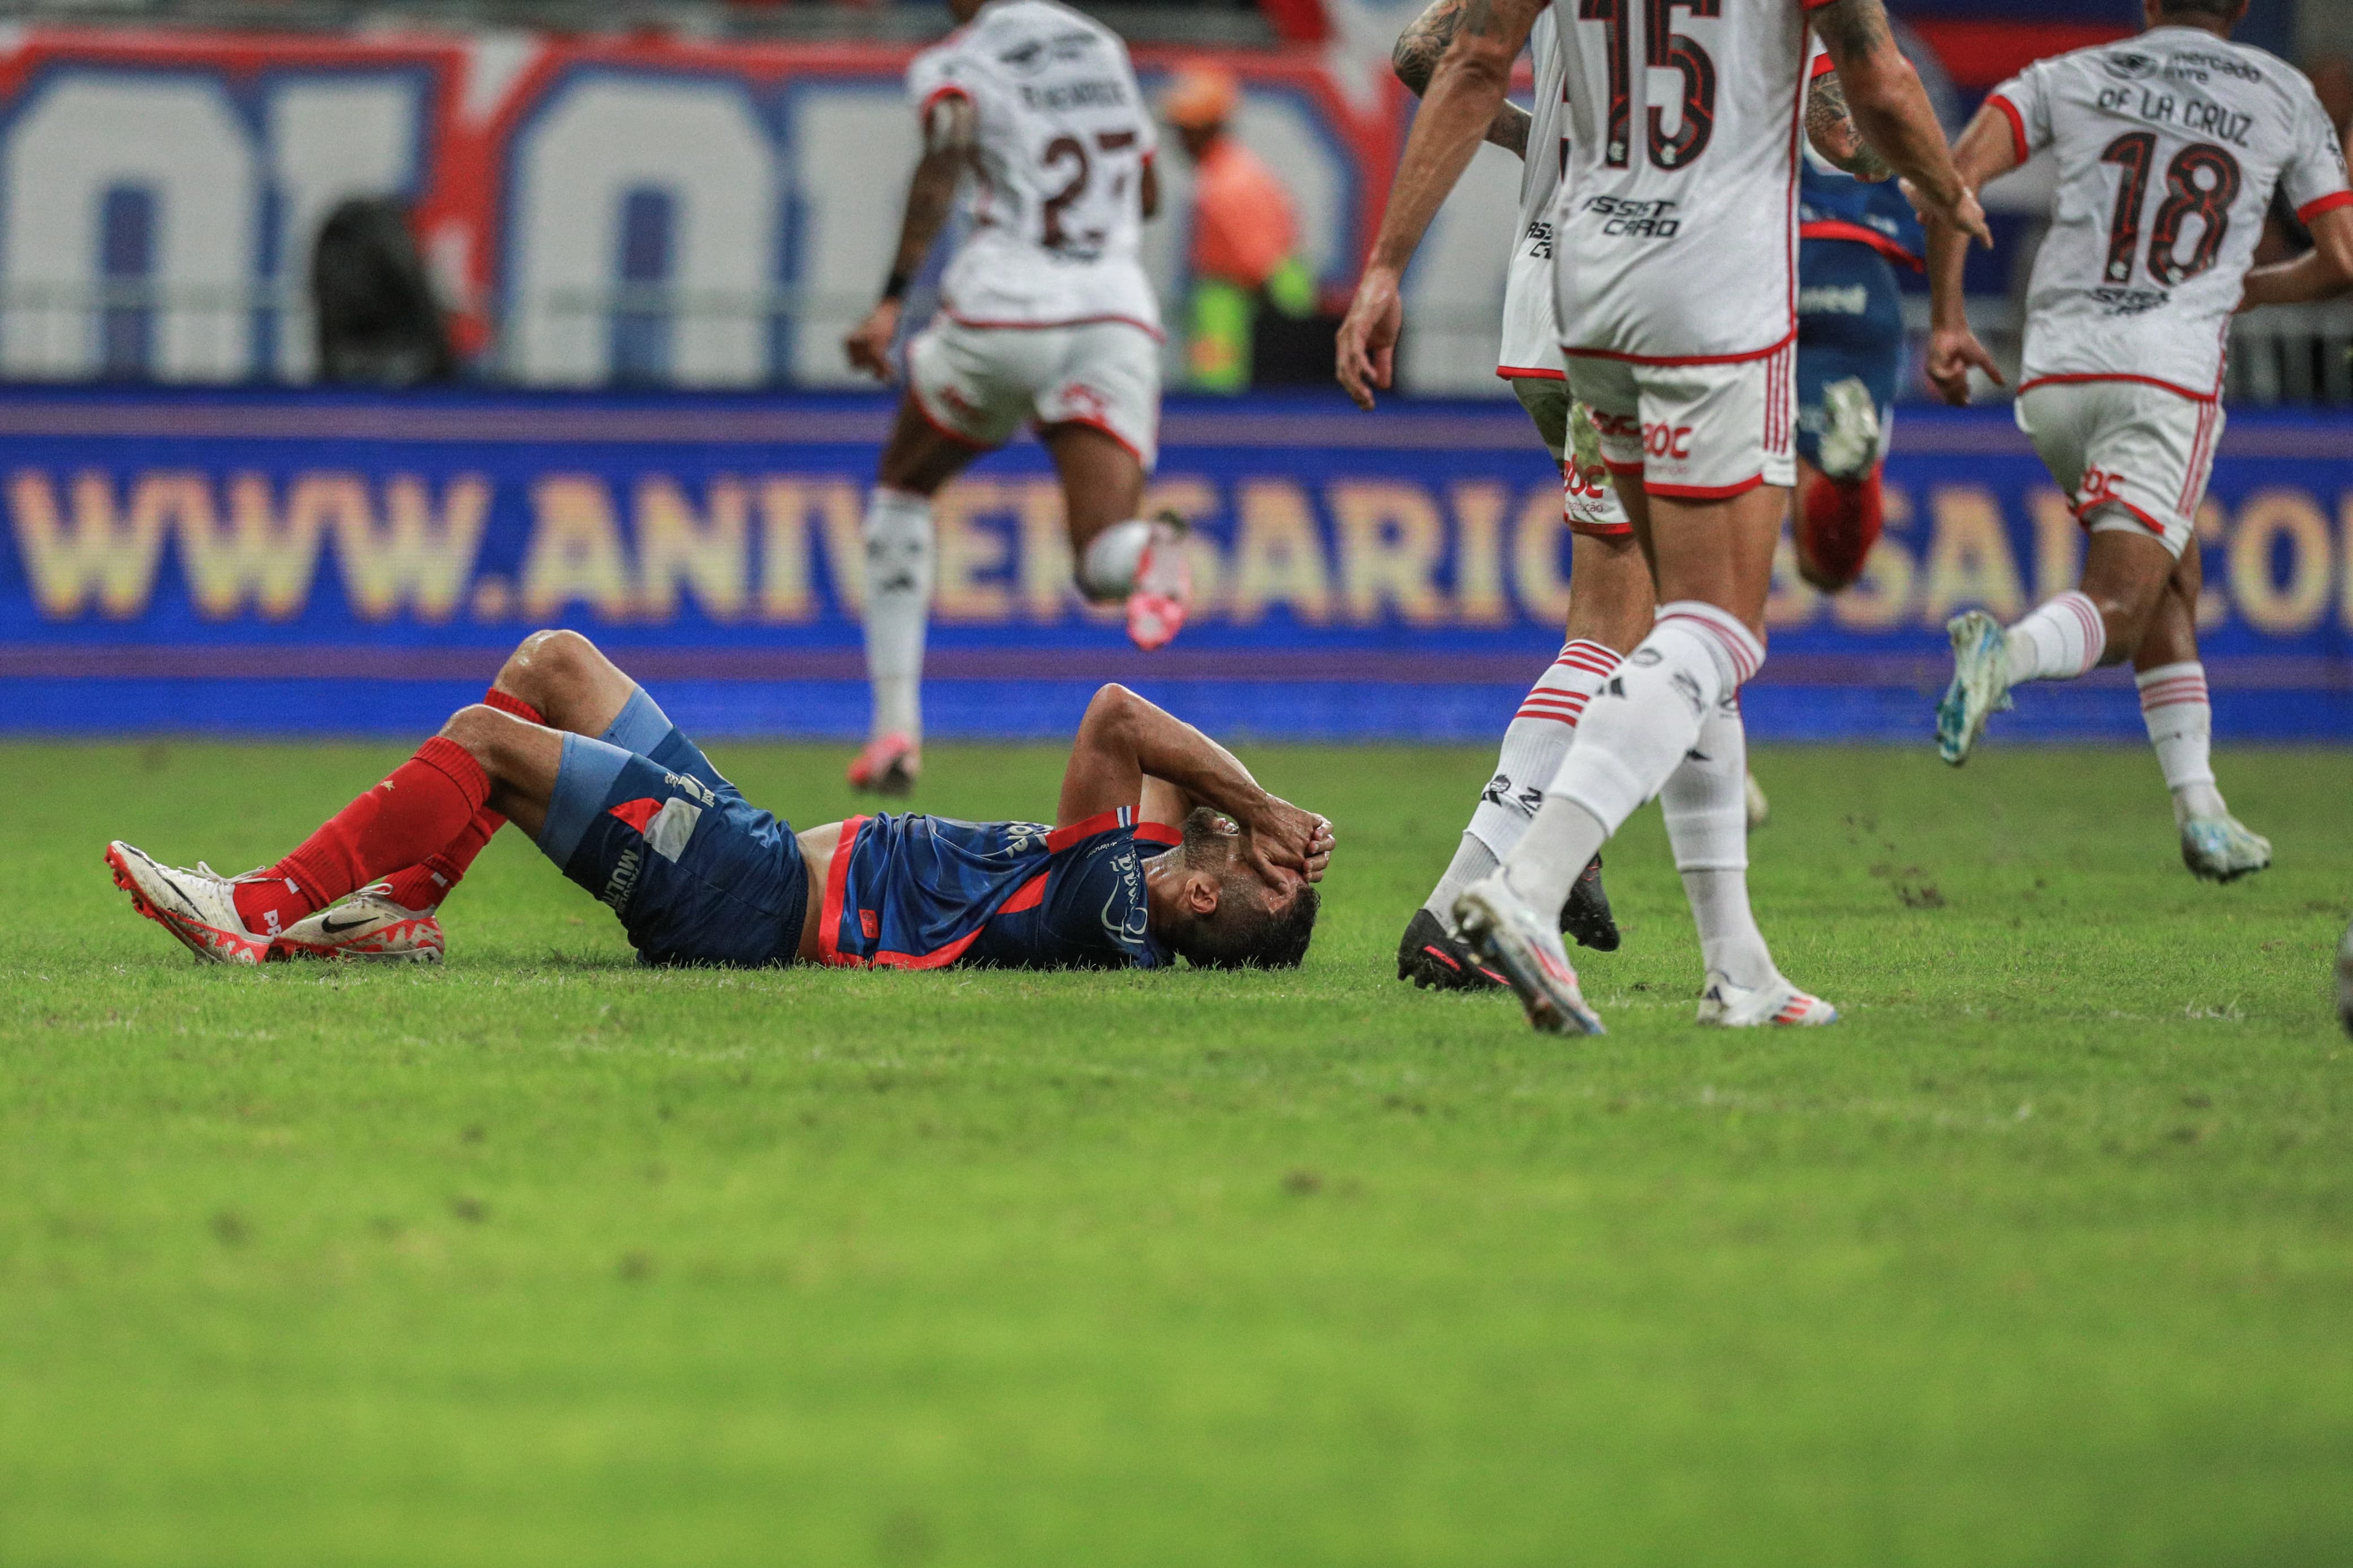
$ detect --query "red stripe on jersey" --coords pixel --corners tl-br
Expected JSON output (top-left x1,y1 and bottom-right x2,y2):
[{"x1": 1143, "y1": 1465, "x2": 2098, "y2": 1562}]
[
  {"x1": 999, "y1": 873, "x2": 1050, "y2": 915},
  {"x1": 1046, "y1": 807, "x2": 1130, "y2": 853},
  {"x1": 2298, "y1": 191, "x2": 2353, "y2": 224},
  {"x1": 607, "y1": 797, "x2": 661, "y2": 833},
  {"x1": 1132, "y1": 822, "x2": 1183, "y2": 848},
  {"x1": 1800, "y1": 220, "x2": 1926, "y2": 271},
  {"x1": 817, "y1": 815, "x2": 869, "y2": 967},
  {"x1": 872, "y1": 927, "x2": 985, "y2": 971},
  {"x1": 1565, "y1": 326, "x2": 1799, "y2": 368},
  {"x1": 917, "y1": 84, "x2": 971, "y2": 120},
  {"x1": 1496, "y1": 365, "x2": 1568, "y2": 381},
  {"x1": 1987, "y1": 94, "x2": 2031, "y2": 166}
]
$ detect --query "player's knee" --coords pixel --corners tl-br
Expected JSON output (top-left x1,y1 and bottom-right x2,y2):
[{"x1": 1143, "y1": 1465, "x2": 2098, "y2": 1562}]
[
  {"x1": 498, "y1": 628, "x2": 601, "y2": 710},
  {"x1": 438, "y1": 703, "x2": 512, "y2": 766}
]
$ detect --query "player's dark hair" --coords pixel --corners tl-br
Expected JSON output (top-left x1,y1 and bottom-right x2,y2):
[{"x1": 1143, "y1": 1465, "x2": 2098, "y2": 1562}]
[
  {"x1": 2153, "y1": 0, "x2": 2243, "y2": 24},
  {"x1": 1167, "y1": 812, "x2": 1320, "y2": 970}
]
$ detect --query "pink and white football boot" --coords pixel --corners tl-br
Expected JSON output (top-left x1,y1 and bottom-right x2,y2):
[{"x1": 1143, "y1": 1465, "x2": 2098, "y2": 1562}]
[
  {"x1": 1696, "y1": 970, "x2": 1839, "y2": 1027},
  {"x1": 105, "y1": 841, "x2": 273, "y2": 965},
  {"x1": 276, "y1": 883, "x2": 445, "y2": 964},
  {"x1": 846, "y1": 732, "x2": 920, "y2": 796},
  {"x1": 1126, "y1": 513, "x2": 1193, "y2": 653}
]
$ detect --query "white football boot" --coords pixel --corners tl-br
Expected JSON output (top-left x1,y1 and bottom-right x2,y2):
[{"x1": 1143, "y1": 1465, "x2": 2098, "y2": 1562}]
[
  {"x1": 277, "y1": 883, "x2": 446, "y2": 963},
  {"x1": 1695, "y1": 970, "x2": 1839, "y2": 1027},
  {"x1": 1936, "y1": 609, "x2": 2015, "y2": 766},
  {"x1": 105, "y1": 841, "x2": 273, "y2": 965},
  {"x1": 1816, "y1": 375, "x2": 1883, "y2": 481},
  {"x1": 1126, "y1": 511, "x2": 1194, "y2": 652},
  {"x1": 1453, "y1": 874, "x2": 1605, "y2": 1036},
  {"x1": 2178, "y1": 814, "x2": 2272, "y2": 884}
]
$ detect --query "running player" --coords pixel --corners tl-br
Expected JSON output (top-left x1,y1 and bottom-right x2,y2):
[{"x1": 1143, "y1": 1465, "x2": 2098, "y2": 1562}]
[
  {"x1": 840, "y1": 0, "x2": 1193, "y2": 798},
  {"x1": 1925, "y1": 0, "x2": 2353, "y2": 883},
  {"x1": 1790, "y1": 49, "x2": 1924, "y2": 591},
  {"x1": 1339, "y1": 0, "x2": 1985, "y2": 1034},
  {"x1": 104, "y1": 632, "x2": 1329, "y2": 973},
  {"x1": 1386, "y1": 0, "x2": 1649, "y2": 989}
]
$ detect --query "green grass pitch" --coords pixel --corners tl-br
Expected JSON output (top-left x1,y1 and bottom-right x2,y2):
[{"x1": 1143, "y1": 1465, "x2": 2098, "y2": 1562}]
[{"x1": 3, "y1": 736, "x2": 2350, "y2": 1566}]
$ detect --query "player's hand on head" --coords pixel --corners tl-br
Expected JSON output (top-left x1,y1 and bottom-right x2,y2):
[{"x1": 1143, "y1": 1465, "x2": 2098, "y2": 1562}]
[
  {"x1": 1925, "y1": 326, "x2": 2002, "y2": 408},
  {"x1": 1335, "y1": 267, "x2": 1403, "y2": 412},
  {"x1": 1243, "y1": 796, "x2": 1332, "y2": 885},
  {"x1": 843, "y1": 300, "x2": 903, "y2": 382}
]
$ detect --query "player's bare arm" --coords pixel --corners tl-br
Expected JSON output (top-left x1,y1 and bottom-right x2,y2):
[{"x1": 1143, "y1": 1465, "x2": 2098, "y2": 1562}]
[
  {"x1": 1921, "y1": 104, "x2": 2022, "y2": 404},
  {"x1": 844, "y1": 93, "x2": 979, "y2": 381},
  {"x1": 1391, "y1": 0, "x2": 1532, "y2": 160},
  {"x1": 1812, "y1": 0, "x2": 1988, "y2": 246},
  {"x1": 1058, "y1": 685, "x2": 1333, "y2": 883},
  {"x1": 1804, "y1": 70, "x2": 1893, "y2": 183},
  {"x1": 2240, "y1": 205, "x2": 2353, "y2": 308},
  {"x1": 1339, "y1": 0, "x2": 1546, "y2": 409}
]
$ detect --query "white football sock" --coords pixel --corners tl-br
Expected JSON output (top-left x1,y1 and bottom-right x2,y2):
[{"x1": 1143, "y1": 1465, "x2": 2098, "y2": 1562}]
[
  {"x1": 1505, "y1": 602, "x2": 1764, "y2": 919},
  {"x1": 1662, "y1": 696, "x2": 1775, "y2": 990},
  {"x1": 1076, "y1": 518, "x2": 1153, "y2": 601},
  {"x1": 2137, "y1": 661, "x2": 2227, "y2": 823},
  {"x1": 2004, "y1": 590, "x2": 2106, "y2": 685},
  {"x1": 1427, "y1": 641, "x2": 1622, "y2": 919},
  {"x1": 860, "y1": 487, "x2": 933, "y2": 742}
]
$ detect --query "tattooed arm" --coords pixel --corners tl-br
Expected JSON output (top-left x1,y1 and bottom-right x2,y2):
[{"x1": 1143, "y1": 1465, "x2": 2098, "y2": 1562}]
[
  {"x1": 1339, "y1": 0, "x2": 1548, "y2": 408},
  {"x1": 1393, "y1": 0, "x2": 1532, "y2": 160},
  {"x1": 1804, "y1": 68, "x2": 1894, "y2": 182},
  {"x1": 844, "y1": 93, "x2": 979, "y2": 381},
  {"x1": 1812, "y1": 0, "x2": 1985, "y2": 244}
]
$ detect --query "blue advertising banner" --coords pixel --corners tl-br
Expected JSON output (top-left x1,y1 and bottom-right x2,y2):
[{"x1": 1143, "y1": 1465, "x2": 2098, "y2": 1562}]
[{"x1": 1, "y1": 386, "x2": 2347, "y2": 742}]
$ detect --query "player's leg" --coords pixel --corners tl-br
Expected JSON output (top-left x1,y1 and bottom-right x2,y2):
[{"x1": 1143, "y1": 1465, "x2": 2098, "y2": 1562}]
[
  {"x1": 1939, "y1": 384, "x2": 2201, "y2": 763},
  {"x1": 1037, "y1": 322, "x2": 1190, "y2": 650},
  {"x1": 2131, "y1": 498, "x2": 2269, "y2": 881},
  {"x1": 1790, "y1": 240, "x2": 1901, "y2": 594},
  {"x1": 1459, "y1": 351, "x2": 1830, "y2": 1031},
  {"x1": 851, "y1": 319, "x2": 1019, "y2": 794},
  {"x1": 1403, "y1": 382, "x2": 1651, "y2": 988}
]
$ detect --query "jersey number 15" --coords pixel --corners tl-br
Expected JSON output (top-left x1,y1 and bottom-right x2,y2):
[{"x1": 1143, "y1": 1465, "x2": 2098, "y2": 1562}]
[{"x1": 1579, "y1": 0, "x2": 1717, "y2": 171}]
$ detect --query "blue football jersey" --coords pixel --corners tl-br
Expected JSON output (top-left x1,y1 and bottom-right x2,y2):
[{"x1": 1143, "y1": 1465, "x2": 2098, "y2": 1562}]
[
  {"x1": 820, "y1": 806, "x2": 1176, "y2": 971},
  {"x1": 1799, "y1": 154, "x2": 1924, "y2": 271}
]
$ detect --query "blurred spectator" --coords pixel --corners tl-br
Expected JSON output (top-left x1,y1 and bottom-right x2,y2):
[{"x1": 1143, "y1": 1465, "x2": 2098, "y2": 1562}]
[
  {"x1": 2312, "y1": 54, "x2": 2352, "y2": 143},
  {"x1": 312, "y1": 197, "x2": 455, "y2": 386},
  {"x1": 1160, "y1": 63, "x2": 1316, "y2": 392}
]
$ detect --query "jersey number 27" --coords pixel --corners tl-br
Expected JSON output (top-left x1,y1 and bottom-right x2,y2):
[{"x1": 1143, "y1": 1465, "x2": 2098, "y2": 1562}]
[
  {"x1": 1579, "y1": 0, "x2": 1717, "y2": 171},
  {"x1": 2098, "y1": 133, "x2": 2242, "y2": 287}
]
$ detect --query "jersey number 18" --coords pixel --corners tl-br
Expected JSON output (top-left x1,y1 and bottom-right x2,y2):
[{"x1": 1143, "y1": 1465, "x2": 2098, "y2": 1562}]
[{"x1": 2097, "y1": 132, "x2": 2242, "y2": 287}]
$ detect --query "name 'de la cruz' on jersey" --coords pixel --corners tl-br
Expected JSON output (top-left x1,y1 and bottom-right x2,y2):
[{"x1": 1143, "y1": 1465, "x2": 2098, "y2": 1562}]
[
  {"x1": 907, "y1": 0, "x2": 1162, "y2": 334},
  {"x1": 1548, "y1": 0, "x2": 1826, "y2": 363},
  {"x1": 1990, "y1": 26, "x2": 2353, "y2": 398},
  {"x1": 819, "y1": 807, "x2": 1179, "y2": 970}
]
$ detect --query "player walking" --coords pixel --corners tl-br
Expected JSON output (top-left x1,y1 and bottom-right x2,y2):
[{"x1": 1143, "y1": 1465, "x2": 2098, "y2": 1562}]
[
  {"x1": 104, "y1": 632, "x2": 1328, "y2": 974},
  {"x1": 1339, "y1": 0, "x2": 1985, "y2": 1033},
  {"x1": 840, "y1": 0, "x2": 1192, "y2": 797},
  {"x1": 1925, "y1": 0, "x2": 2353, "y2": 882}
]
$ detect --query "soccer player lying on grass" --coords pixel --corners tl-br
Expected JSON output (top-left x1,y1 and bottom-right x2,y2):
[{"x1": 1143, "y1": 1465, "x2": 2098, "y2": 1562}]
[{"x1": 105, "y1": 631, "x2": 1330, "y2": 972}]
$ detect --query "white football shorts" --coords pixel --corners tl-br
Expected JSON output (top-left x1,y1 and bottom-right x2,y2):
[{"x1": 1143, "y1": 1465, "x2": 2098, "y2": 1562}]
[
  {"x1": 1498, "y1": 235, "x2": 1566, "y2": 384},
  {"x1": 2014, "y1": 379, "x2": 2222, "y2": 559},
  {"x1": 906, "y1": 313, "x2": 1161, "y2": 470},
  {"x1": 1567, "y1": 343, "x2": 1799, "y2": 501},
  {"x1": 1509, "y1": 378, "x2": 1634, "y2": 539}
]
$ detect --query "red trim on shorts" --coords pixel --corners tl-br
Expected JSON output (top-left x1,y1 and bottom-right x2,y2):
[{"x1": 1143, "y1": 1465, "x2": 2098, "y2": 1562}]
[
  {"x1": 2018, "y1": 372, "x2": 2220, "y2": 404},
  {"x1": 1800, "y1": 221, "x2": 1926, "y2": 271},
  {"x1": 1988, "y1": 94, "x2": 2031, "y2": 166},
  {"x1": 1046, "y1": 806, "x2": 1131, "y2": 853},
  {"x1": 999, "y1": 873, "x2": 1050, "y2": 915},
  {"x1": 1603, "y1": 459, "x2": 1647, "y2": 479},
  {"x1": 1561, "y1": 326, "x2": 1798, "y2": 368},
  {"x1": 1649, "y1": 474, "x2": 1768, "y2": 501},
  {"x1": 817, "y1": 815, "x2": 869, "y2": 967},
  {"x1": 1496, "y1": 364, "x2": 1567, "y2": 381},
  {"x1": 2178, "y1": 400, "x2": 2219, "y2": 517},
  {"x1": 903, "y1": 381, "x2": 995, "y2": 451},
  {"x1": 2075, "y1": 494, "x2": 2170, "y2": 537},
  {"x1": 917, "y1": 84, "x2": 972, "y2": 119},
  {"x1": 873, "y1": 928, "x2": 985, "y2": 971},
  {"x1": 2296, "y1": 191, "x2": 2353, "y2": 224},
  {"x1": 944, "y1": 309, "x2": 1166, "y2": 343},
  {"x1": 1037, "y1": 412, "x2": 1148, "y2": 467},
  {"x1": 1569, "y1": 519, "x2": 1636, "y2": 538}
]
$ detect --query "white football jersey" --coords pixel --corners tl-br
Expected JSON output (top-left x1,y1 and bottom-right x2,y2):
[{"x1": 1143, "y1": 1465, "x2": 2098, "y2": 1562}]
[
  {"x1": 1547, "y1": 0, "x2": 1820, "y2": 362},
  {"x1": 1499, "y1": 20, "x2": 1574, "y2": 375},
  {"x1": 907, "y1": 0, "x2": 1160, "y2": 333},
  {"x1": 1993, "y1": 26, "x2": 2351, "y2": 398}
]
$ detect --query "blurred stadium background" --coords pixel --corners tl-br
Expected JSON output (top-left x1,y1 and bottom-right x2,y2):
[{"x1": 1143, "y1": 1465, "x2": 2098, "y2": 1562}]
[{"x1": 0, "y1": 0, "x2": 2345, "y2": 742}]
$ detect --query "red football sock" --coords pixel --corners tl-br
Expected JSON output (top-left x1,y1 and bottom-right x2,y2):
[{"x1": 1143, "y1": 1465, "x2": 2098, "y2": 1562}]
[
  {"x1": 234, "y1": 736, "x2": 491, "y2": 935},
  {"x1": 377, "y1": 688, "x2": 541, "y2": 910},
  {"x1": 1795, "y1": 465, "x2": 1886, "y2": 593}
]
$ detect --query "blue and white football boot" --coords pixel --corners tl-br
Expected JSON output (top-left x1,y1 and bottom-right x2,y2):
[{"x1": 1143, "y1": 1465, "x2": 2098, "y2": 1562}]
[
  {"x1": 1453, "y1": 874, "x2": 1605, "y2": 1036},
  {"x1": 2179, "y1": 814, "x2": 2272, "y2": 884},
  {"x1": 1937, "y1": 609, "x2": 2014, "y2": 766}
]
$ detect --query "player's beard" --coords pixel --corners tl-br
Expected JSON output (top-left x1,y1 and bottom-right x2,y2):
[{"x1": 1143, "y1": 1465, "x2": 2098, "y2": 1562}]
[{"x1": 1179, "y1": 806, "x2": 1242, "y2": 872}]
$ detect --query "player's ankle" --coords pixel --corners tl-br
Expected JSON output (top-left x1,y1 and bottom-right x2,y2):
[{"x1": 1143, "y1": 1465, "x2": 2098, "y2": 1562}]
[{"x1": 2173, "y1": 782, "x2": 2227, "y2": 823}]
